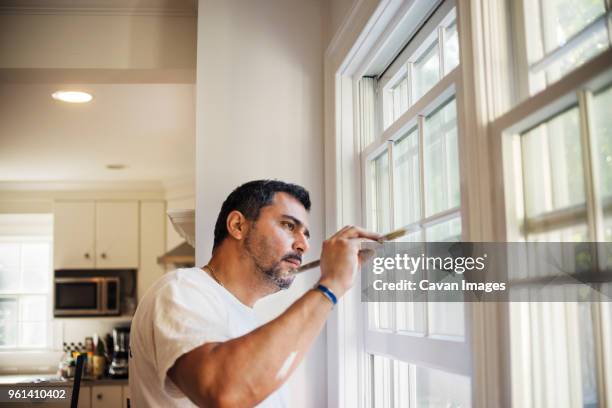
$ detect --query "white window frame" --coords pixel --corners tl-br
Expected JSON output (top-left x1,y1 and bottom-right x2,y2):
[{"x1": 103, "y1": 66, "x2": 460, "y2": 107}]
[
  {"x1": 490, "y1": 50, "x2": 612, "y2": 407},
  {"x1": 0, "y1": 234, "x2": 53, "y2": 351},
  {"x1": 359, "y1": 4, "x2": 474, "y2": 408},
  {"x1": 323, "y1": 0, "x2": 502, "y2": 406}
]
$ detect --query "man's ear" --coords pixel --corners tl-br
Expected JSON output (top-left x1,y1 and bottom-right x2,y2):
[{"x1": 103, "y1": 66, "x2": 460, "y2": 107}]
[{"x1": 226, "y1": 210, "x2": 249, "y2": 241}]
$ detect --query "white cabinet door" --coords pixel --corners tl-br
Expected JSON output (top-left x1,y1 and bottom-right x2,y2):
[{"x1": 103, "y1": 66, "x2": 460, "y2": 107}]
[
  {"x1": 96, "y1": 202, "x2": 139, "y2": 269},
  {"x1": 91, "y1": 385, "x2": 122, "y2": 408},
  {"x1": 78, "y1": 386, "x2": 92, "y2": 408},
  {"x1": 54, "y1": 201, "x2": 95, "y2": 269},
  {"x1": 122, "y1": 385, "x2": 131, "y2": 408}
]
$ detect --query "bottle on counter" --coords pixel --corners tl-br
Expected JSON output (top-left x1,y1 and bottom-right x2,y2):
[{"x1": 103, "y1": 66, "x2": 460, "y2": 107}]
[
  {"x1": 93, "y1": 336, "x2": 106, "y2": 379},
  {"x1": 84, "y1": 337, "x2": 94, "y2": 378}
]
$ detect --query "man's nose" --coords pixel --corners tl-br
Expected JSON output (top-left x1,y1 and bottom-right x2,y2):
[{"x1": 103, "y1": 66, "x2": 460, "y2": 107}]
[{"x1": 293, "y1": 233, "x2": 309, "y2": 254}]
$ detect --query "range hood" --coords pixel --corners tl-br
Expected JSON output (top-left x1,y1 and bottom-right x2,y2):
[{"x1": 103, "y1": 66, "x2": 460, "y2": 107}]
[
  {"x1": 157, "y1": 209, "x2": 196, "y2": 267},
  {"x1": 157, "y1": 241, "x2": 195, "y2": 266},
  {"x1": 167, "y1": 209, "x2": 195, "y2": 247}
]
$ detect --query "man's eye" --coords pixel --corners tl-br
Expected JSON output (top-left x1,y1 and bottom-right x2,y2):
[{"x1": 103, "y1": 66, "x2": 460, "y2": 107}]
[{"x1": 282, "y1": 221, "x2": 295, "y2": 231}]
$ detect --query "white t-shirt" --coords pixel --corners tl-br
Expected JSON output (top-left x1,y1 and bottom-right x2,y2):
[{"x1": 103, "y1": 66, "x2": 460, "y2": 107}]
[{"x1": 129, "y1": 267, "x2": 288, "y2": 407}]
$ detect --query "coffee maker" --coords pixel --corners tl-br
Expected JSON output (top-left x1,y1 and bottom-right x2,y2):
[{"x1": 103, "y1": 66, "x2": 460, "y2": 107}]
[{"x1": 109, "y1": 324, "x2": 130, "y2": 378}]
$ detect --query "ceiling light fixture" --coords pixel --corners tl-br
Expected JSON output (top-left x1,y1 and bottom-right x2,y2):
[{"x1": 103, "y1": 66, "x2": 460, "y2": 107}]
[
  {"x1": 106, "y1": 164, "x2": 127, "y2": 170},
  {"x1": 51, "y1": 91, "x2": 93, "y2": 103}
]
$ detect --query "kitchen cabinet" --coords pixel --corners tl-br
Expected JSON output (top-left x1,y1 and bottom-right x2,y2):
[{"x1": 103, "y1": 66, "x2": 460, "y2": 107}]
[
  {"x1": 91, "y1": 385, "x2": 122, "y2": 408},
  {"x1": 54, "y1": 201, "x2": 96, "y2": 269},
  {"x1": 95, "y1": 202, "x2": 139, "y2": 269},
  {"x1": 54, "y1": 201, "x2": 139, "y2": 269},
  {"x1": 79, "y1": 386, "x2": 92, "y2": 408},
  {"x1": 122, "y1": 385, "x2": 131, "y2": 408}
]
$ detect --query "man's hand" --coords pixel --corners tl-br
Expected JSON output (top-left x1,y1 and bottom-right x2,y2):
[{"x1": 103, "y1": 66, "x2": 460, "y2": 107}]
[{"x1": 317, "y1": 225, "x2": 381, "y2": 298}]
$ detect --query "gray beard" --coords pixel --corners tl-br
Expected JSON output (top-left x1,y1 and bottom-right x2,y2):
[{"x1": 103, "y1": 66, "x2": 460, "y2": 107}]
[{"x1": 244, "y1": 234, "x2": 295, "y2": 290}]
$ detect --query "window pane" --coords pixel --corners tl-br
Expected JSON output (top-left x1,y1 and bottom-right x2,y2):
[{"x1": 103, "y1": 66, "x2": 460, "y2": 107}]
[
  {"x1": 592, "y1": 85, "x2": 612, "y2": 201},
  {"x1": 21, "y1": 243, "x2": 50, "y2": 293},
  {"x1": 540, "y1": 0, "x2": 605, "y2": 54},
  {"x1": 0, "y1": 243, "x2": 20, "y2": 292},
  {"x1": 425, "y1": 216, "x2": 461, "y2": 242},
  {"x1": 414, "y1": 43, "x2": 440, "y2": 101},
  {"x1": 369, "y1": 301, "x2": 394, "y2": 331},
  {"x1": 371, "y1": 355, "x2": 393, "y2": 408},
  {"x1": 415, "y1": 365, "x2": 471, "y2": 407},
  {"x1": 0, "y1": 298, "x2": 18, "y2": 347},
  {"x1": 393, "y1": 360, "x2": 411, "y2": 407},
  {"x1": 544, "y1": 25, "x2": 608, "y2": 84},
  {"x1": 521, "y1": 107, "x2": 585, "y2": 219},
  {"x1": 524, "y1": 0, "x2": 609, "y2": 92},
  {"x1": 510, "y1": 301, "x2": 600, "y2": 407},
  {"x1": 424, "y1": 98, "x2": 460, "y2": 216},
  {"x1": 394, "y1": 128, "x2": 420, "y2": 226},
  {"x1": 444, "y1": 21, "x2": 459, "y2": 74},
  {"x1": 396, "y1": 300, "x2": 426, "y2": 333},
  {"x1": 371, "y1": 151, "x2": 392, "y2": 233},
  {"x1": 391, "y1": 75, "x2": 409, "y2": 122},
  {"x1": 428, "y1": 301, "x2": 465, "y2": 338},
  {"x1": 20, "y1": 296, "x2": 47, "y2": 348}
]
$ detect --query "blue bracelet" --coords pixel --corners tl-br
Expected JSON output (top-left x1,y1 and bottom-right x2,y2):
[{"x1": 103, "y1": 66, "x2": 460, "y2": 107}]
[{"x1": 315, "y1": 284, "x2": 337, "y2": 305}]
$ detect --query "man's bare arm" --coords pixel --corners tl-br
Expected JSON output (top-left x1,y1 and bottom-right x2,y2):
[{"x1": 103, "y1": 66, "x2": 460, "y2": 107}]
[
  {"x1": 169, "y1": 288, "x2": 332, "y2": 407},
  {"x1": 168, "y1": 226, "x2": 380, "y2": 407}
]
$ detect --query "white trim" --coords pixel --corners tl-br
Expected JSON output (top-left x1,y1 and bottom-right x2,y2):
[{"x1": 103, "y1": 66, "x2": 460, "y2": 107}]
[{"x1": 365, "y1": 330, "x2": 471, "y2": 376}]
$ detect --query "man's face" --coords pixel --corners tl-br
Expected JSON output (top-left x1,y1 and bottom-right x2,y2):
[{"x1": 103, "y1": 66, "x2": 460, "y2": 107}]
[{"x1": 243, "y1": 192, "x2": 310, "y2": 290}]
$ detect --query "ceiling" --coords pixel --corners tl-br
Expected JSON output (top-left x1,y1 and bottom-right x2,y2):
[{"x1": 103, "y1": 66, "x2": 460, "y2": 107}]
[
  {"x1": 0, "y1": 83, "x2": 195, "y2": 183},
  {"x1": 0, "y1": 0, "x2": 196, "y2": 185}
]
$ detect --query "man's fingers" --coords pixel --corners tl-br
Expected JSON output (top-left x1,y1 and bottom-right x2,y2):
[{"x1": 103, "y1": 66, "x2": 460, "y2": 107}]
[
  {"x1": 331, "y1": 224, "x2": 355, "y2": 239},
  {"x1": 338, "y1": 225, "x2": 382, "y2": 241}
]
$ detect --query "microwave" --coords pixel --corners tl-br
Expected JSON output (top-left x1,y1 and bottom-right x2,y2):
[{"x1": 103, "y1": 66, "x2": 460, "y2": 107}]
[{"x1": 54, "y1": 277, "x2": 120, "y2": 316}]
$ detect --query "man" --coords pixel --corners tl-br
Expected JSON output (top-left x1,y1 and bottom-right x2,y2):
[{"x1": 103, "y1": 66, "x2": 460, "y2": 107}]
[{"x1": 129, "y1": 180, "x2": 380, "y2": 407}]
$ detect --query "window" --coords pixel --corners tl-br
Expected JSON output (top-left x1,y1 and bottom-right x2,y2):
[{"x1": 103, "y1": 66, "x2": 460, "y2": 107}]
[
  {"x1": 359, "y1": 1, "x2": 471, "y2": 406},
  {"x1": 329, "y1": 0, "x2": 612, "y2": 404},
  {"x1": 501, "y1": 60, "x2": 612, "y2": 408},
  {"x1": 0, "y1": 214, "x2": 53, "y2": 349},
  {"x1": 517, "y1": 0, "x2": 612, "y2": 94},
  {"x1": 380, "y1": 6, "x2": 459, "y2": 130}
]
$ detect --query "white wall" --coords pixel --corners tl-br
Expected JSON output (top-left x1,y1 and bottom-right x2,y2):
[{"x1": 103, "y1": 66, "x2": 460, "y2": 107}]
[
  {"x1": 327, "y1": 0, "x2": 358, "y2": 45},
  {"x1": 195, "y1": 0, "x2": 326, "y2": 406},
  {"x1": 0, "y1": 14, "x2": 196, "y2": 70}
]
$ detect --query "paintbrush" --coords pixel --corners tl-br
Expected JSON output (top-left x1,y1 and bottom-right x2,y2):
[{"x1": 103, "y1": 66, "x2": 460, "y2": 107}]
[{"x1": 293, "y1": 227, "x2": 408, "y2": 273}]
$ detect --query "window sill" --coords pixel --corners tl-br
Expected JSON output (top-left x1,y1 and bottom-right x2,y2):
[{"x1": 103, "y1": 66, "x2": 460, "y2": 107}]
[{"x1": 0, "y1": 350, "x2": 63, "y2": 375}]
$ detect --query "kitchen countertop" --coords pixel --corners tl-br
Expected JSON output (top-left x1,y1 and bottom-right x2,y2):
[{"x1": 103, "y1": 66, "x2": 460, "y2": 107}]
[{"x1": 0, "y1": 374, "x2": 128, "y2": 386}]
